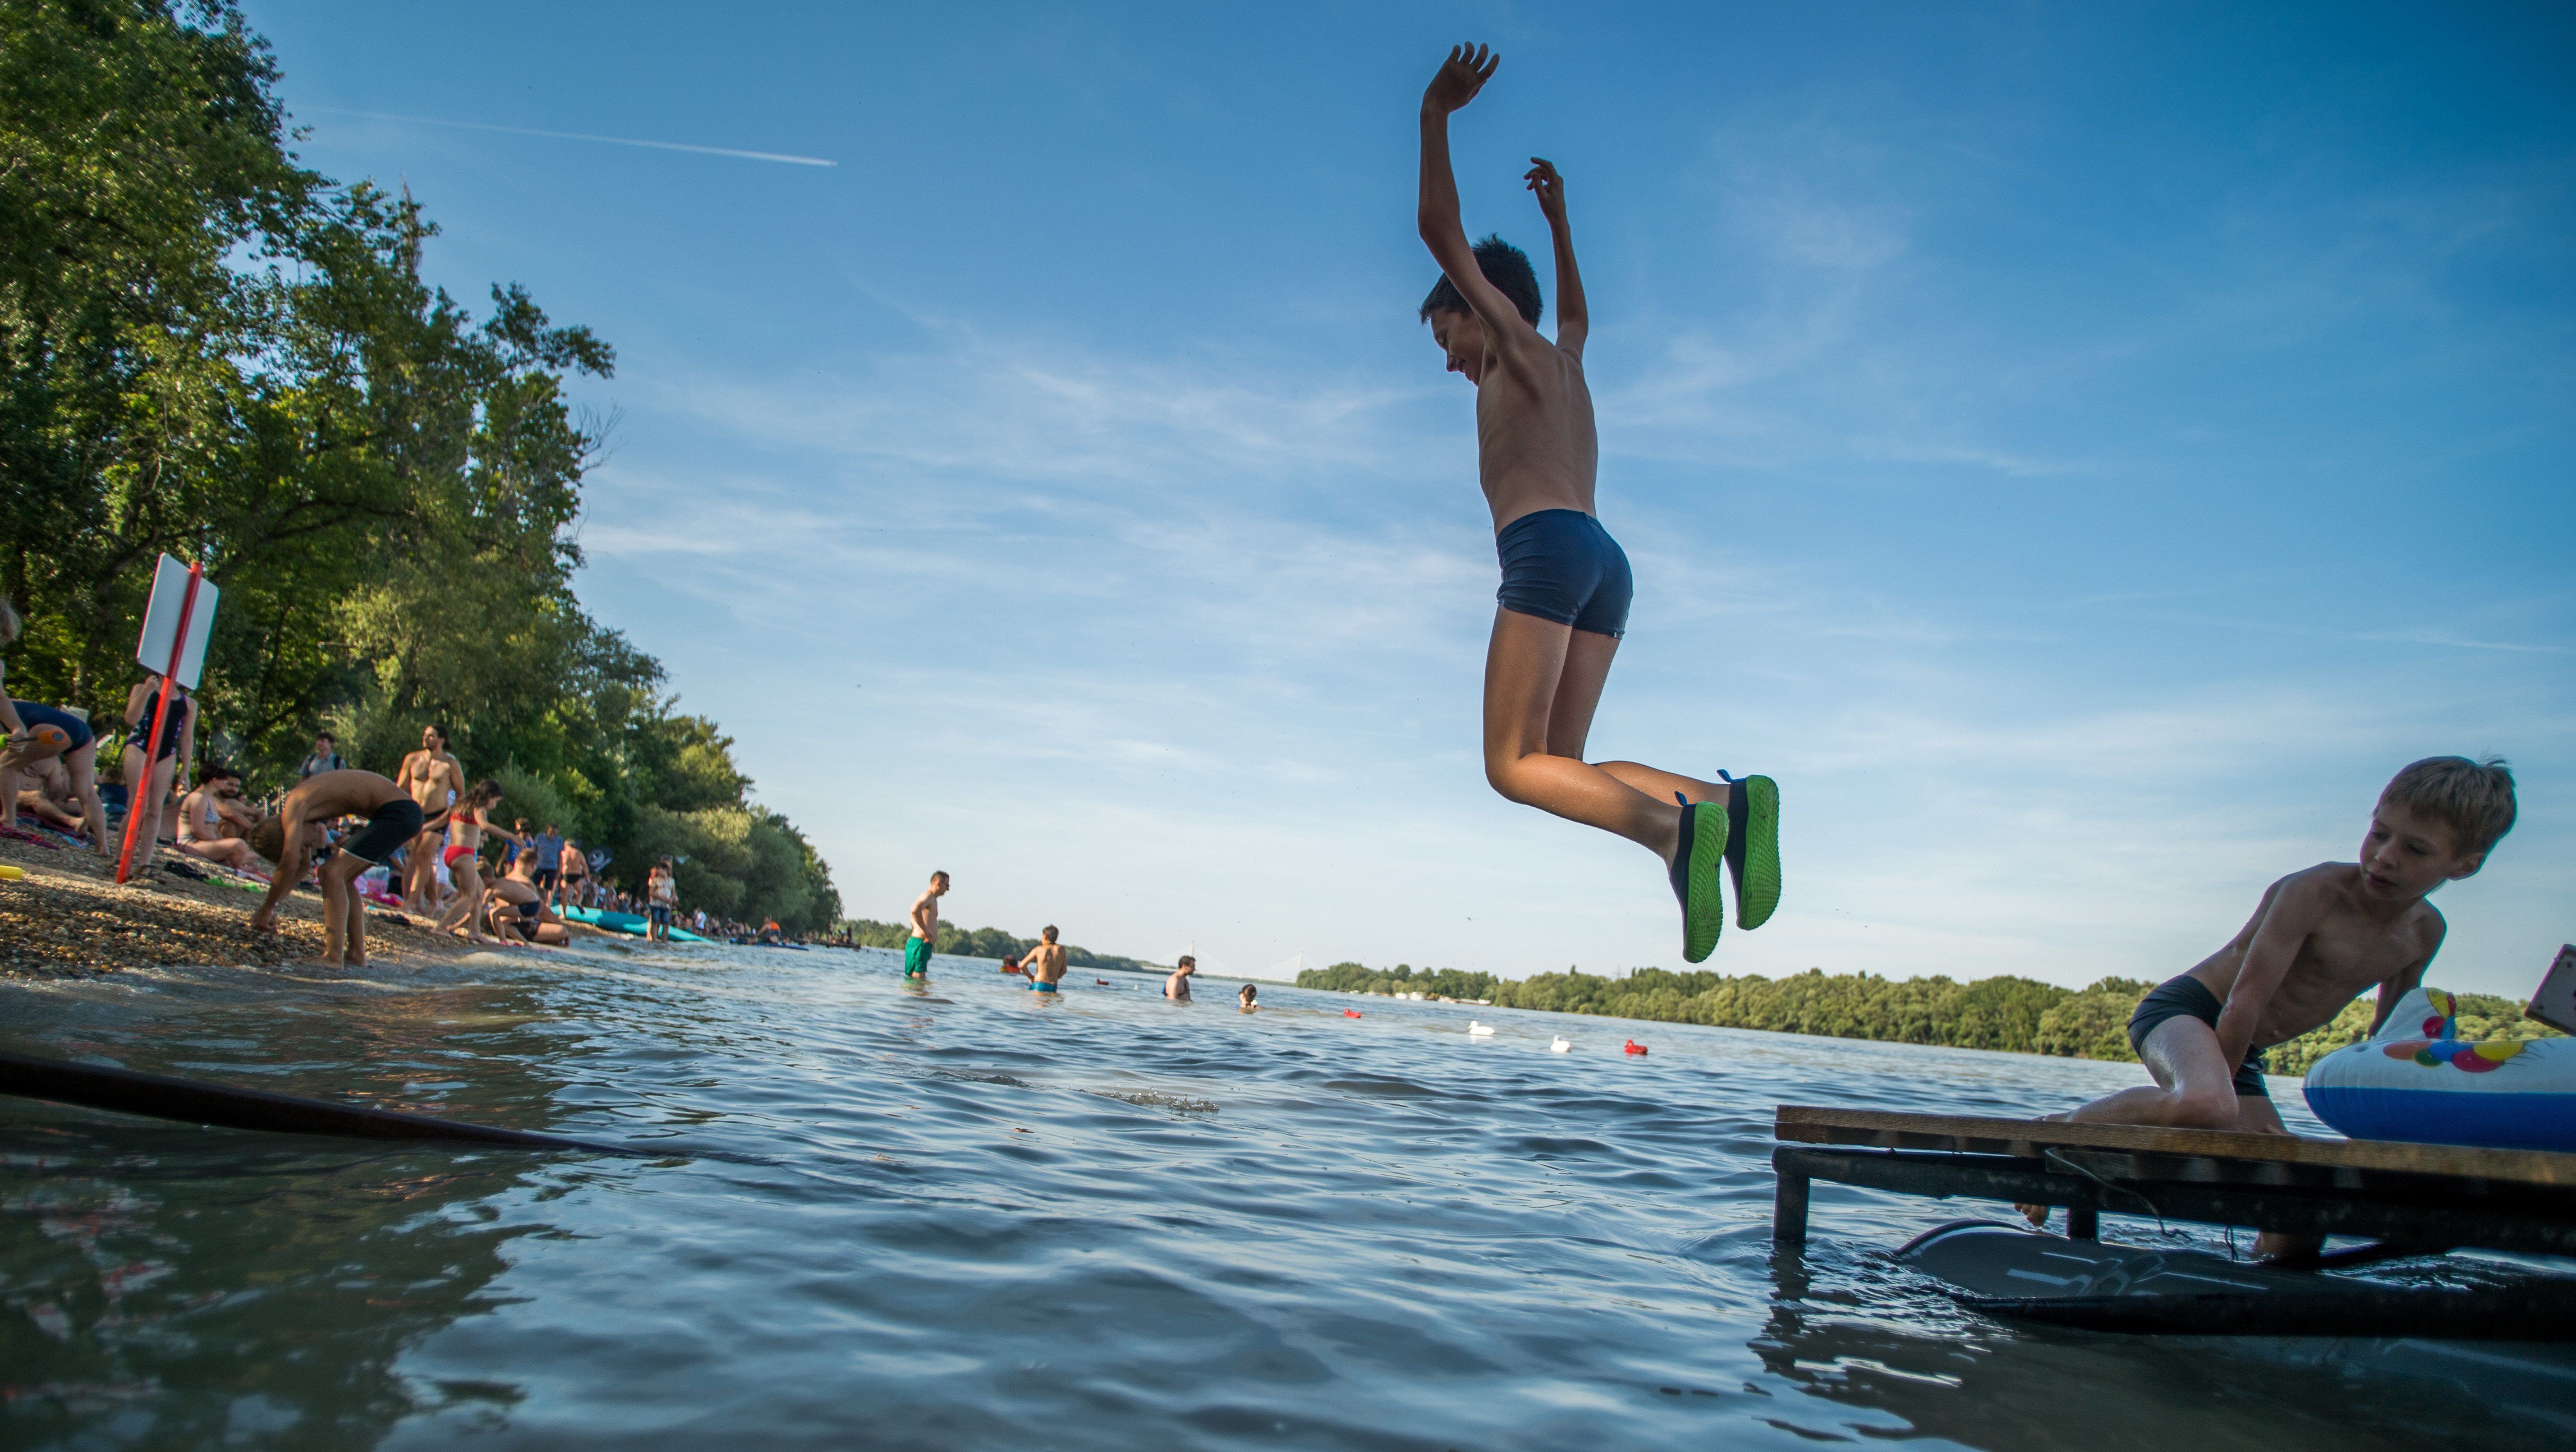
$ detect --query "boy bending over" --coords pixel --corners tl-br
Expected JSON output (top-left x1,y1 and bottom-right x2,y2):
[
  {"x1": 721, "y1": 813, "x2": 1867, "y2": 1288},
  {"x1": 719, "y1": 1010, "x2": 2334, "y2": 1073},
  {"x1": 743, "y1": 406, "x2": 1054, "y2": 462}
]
[
  {"x1": 2038, "y1": 757, "x2": 2516, "y2": 1249},
  {"x1": 246, "y1": 770, "x2": 425, "y2": 969},
  {"x1": 1417, "y1": 45, "x2": 1779, "y2": 963}
]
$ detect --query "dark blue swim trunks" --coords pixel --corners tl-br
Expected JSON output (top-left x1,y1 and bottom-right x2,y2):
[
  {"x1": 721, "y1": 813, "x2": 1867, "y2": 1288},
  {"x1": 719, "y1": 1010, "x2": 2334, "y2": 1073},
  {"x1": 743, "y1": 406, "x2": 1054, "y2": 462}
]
[
  {"x1": 2127, "y1": 975, "x2": 2273, "y2": 1098},
  {"x1": 1496, "y1": 509, "x2": 1633, "y2": 638},
  {"x1": 10, "y1": 702, "x2": 95, "y2": 752}
]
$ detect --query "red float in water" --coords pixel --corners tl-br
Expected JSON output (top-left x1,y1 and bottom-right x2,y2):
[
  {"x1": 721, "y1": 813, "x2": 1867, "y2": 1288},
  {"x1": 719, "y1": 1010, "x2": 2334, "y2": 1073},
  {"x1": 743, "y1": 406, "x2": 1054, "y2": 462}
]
[
  {"x1": 1623, "y1": 1039, "x2": 1648, "y2": 1055},
  {"x1": 1344, "y1": 1010, "x2": 1363, "y2": 1018}
]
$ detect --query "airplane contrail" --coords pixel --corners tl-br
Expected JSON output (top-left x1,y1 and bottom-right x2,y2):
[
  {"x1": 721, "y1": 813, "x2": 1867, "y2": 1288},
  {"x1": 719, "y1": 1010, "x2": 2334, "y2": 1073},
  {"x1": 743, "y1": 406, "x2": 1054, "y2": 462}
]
[{"x1": 304, "y1": 106, "x2": 836, "y2": 167}]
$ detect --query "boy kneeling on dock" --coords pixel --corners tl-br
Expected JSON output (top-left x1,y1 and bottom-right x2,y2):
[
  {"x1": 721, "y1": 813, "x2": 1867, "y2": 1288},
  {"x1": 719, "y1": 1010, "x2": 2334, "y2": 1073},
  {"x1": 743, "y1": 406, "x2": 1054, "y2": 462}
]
[
  {"x1": 2034, "y1": 757, "x2": 2516, "y2": 1250},
  {"x1": 245, "y1": 770, "x2": 425, "y2": 969}
]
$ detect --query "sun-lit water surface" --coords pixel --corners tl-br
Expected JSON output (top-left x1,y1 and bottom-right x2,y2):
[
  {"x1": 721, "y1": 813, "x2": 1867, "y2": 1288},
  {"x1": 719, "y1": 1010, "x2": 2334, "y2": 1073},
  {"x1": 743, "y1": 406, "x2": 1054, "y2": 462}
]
[{"x1": 0, "y1": 940, "x2": 2562, "y2": 1450}]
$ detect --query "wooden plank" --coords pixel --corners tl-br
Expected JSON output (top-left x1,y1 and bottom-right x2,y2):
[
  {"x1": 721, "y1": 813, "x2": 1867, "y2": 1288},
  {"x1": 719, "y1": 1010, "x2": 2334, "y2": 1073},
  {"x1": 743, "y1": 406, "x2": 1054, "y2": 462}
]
[
  {"x1": 1773, "y1": 1146, "x2": 2576, "y2": 1257},
  {"x1": 1775, "y1": 1105, "x2": 2576, "y2": 1187}
]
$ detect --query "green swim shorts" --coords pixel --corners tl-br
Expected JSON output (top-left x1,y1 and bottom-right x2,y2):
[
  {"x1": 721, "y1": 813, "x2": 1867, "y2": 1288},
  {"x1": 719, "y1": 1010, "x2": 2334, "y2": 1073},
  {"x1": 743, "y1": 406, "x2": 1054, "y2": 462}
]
[{"x1": 903, "y1": 936, "x2": 932, "y2": 977}]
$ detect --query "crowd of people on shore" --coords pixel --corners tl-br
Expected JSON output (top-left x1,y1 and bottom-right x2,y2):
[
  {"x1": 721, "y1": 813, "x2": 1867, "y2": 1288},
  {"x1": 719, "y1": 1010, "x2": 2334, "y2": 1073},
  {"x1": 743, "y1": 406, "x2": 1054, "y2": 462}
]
[{"x1": 0, "y1": 597, "x2": 809, "y2": 963}]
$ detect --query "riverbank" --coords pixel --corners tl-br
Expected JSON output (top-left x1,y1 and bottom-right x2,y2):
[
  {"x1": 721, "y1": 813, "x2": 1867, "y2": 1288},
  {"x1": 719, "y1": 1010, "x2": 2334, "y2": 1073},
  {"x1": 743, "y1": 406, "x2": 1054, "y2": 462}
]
[{"x1": 0, "y1": 832, "x2": 475, "y2": 979}]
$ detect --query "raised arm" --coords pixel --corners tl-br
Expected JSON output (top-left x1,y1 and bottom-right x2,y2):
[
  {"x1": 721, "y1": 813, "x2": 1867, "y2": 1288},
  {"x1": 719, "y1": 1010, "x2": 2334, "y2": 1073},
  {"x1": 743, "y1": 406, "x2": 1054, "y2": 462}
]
[
  {"x1": 1418, "y1": 45, "x2": 1529, "y2": 340},
  {"x1": 1524, "y1": 158, "x2": 1586, "y2": 357}
]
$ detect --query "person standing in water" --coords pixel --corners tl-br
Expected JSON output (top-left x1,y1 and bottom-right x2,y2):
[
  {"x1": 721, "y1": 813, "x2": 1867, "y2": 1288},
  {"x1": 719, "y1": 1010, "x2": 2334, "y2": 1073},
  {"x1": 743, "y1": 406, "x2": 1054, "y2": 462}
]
[
  {"x1": 1415, "y1": 45, "x2": 1781, "y2": 964},
  {"x1": 1238, "y1": 983, "x2": 1258, "y2": 1012},
  {"x1": 1022, "y1": 926, "x2": 1068, "y2": 993},
  {"x1": 395, "y1": 725, "x2": 465, "y2": 912},
  {"x1": 904, "y1": 871, "x2": 948, "y2": 980},
  {"x1": 1164, "y1": 955, "x2": 1195, "y2": 1002}
]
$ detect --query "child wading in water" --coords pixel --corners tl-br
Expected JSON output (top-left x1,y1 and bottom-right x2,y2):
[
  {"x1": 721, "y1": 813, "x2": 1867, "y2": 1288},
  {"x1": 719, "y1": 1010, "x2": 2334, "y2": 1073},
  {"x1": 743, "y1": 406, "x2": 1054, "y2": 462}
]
[
  {"x1": 1417, "y1": 44, "x2": 1779, "y2": 962},
  {"x1": 2029, "y1": 756, "x2": 2516, "y2": 1257}
]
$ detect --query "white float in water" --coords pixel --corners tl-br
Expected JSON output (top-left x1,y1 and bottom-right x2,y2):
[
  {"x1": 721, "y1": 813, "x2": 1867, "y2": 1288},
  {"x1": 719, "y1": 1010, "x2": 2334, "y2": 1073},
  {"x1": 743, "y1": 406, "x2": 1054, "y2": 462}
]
[{"x1": 1467, "y1": 1021, "x2": 1496, "y2": 1037}]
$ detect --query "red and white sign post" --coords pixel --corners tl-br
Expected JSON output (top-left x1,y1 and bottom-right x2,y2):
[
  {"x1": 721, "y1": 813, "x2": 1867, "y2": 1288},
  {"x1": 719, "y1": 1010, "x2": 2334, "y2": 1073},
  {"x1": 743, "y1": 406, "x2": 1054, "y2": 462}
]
[{"x1": 115, "y1": 554, "x2": 219, "y2": 884}]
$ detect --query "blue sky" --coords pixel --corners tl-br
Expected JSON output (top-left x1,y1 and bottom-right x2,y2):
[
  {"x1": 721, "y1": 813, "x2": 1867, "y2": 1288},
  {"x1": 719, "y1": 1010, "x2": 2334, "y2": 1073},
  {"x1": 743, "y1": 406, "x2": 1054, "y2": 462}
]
[{"x1": 245, "y1": 2, "x2": 2572, "y2": 996}]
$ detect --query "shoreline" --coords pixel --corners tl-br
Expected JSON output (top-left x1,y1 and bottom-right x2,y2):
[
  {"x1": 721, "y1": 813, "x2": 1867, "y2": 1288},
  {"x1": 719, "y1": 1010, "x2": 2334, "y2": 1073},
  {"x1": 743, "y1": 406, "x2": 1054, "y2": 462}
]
[{"x1": 0, "y1": 833, "x2": 478, "y2": 979}]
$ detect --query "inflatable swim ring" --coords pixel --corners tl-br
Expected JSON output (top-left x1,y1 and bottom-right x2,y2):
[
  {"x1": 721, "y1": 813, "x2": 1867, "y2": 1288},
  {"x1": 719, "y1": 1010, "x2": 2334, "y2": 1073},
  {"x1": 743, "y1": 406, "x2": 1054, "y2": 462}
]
[{"x1": 2302, "y1": 987, "x2": 2576, "y2": 1153}]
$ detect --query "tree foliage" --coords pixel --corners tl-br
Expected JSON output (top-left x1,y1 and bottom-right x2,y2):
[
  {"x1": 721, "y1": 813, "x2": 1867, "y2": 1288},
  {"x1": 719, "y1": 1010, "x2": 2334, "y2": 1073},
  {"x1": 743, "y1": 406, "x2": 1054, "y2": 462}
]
[
  {"x1": 0, "y1": 0, "x2": 837, "y2": 928},
  {"x1": 1300, "y1": 959, "x2": 2564, "y2": 1068}
]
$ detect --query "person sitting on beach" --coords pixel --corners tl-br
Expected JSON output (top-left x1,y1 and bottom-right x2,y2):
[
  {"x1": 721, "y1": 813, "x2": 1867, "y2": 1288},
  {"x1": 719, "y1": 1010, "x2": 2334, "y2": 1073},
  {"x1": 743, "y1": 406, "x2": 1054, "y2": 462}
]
[
  {"x1": 483, "y1": 848, "x2": 568, "y2": 945},
  {"x1": 12, "y1": 757, "x2": 85, "y2": 834},
  {"x1": 904, "y1": 871, "x2": 948, "y2": 980},
  {"x1": 245, "y1": 770, "x2": 425, "y2": 969},
  {"x1": 1022, "y1": 925, "x2": 1068, "y2": 993},
  {"x1": 174, "y1": 765, "x2": 259, "y2": 871},
  {"x1": 2030, "y1": 757, "x2": 2517, "y2": 1258},
  {"x1": 115, "y1": 671, "x2": 196, "y2": 879},
  {"x1": 1414, "y1": 46, "x2": 1780, "y2": 966},
  {"x1": 395, "y1": 724, "x2": 465, "y2": 913},
  {"x1": 1164, "y1": 955, "x2": 1195, "y2": 1002},
  {"x1": 1239, "y1": 983, "x2": 1258, "y2": 1013},
  {"x1": 431, "y1": 780, "x2": 512, "y2": 942}
]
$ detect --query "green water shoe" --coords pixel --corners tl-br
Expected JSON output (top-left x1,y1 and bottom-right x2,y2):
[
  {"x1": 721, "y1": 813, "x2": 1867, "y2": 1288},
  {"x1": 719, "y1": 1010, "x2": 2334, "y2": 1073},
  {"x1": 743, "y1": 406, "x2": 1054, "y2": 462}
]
[
  {"x1": 1669, "y1": 792, "x2": 1729, "y2": 964},
  {"x1": 1720, "y1": 772, "x2": 1782, "y2": 930}
]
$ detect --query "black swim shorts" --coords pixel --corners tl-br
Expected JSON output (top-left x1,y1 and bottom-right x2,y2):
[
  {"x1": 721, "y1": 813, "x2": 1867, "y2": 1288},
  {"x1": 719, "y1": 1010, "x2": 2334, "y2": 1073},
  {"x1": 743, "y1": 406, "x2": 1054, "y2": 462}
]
[
  {"x1": 1496, "y1": 509, "x2": 1633, "y2": 639},
  {"x1": 339, "y1": 797, "x2": 425, "y2": 866},
  {"x1": 2126, "y1": 975, "x2": 2272, "y2": 1098}
]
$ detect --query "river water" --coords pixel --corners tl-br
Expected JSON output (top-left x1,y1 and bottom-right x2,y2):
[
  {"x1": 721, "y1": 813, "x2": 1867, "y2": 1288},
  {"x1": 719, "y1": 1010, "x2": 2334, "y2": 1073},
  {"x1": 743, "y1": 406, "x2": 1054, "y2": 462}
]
[{"x1": 0, "y1": 941, "x2": 2564, "y2": 1450}]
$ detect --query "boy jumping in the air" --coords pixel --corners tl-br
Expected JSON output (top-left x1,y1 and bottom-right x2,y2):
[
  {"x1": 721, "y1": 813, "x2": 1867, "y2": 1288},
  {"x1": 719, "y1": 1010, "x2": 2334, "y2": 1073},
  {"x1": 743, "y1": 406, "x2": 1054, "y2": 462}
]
[
  {"x1": 1417, "y1": 44, "x2": 1778, "y2": 961},
  {"x1": 2031, "y1": 756, "x2": 2516, "y2": 1256}
]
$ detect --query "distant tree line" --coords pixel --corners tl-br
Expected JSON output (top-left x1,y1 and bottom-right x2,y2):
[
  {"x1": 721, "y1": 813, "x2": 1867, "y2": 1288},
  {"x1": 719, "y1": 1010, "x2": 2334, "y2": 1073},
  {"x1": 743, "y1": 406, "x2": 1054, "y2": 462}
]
[
  {"x1": 837, "y1": 919, "x2": 1157, "y2": 974},
  {"x1": 1295, "y1": 962, "x2": 2559, "y2": 1070},
  {"x1": 0, "y1": 1, "x2": 839, "y2": 929}
]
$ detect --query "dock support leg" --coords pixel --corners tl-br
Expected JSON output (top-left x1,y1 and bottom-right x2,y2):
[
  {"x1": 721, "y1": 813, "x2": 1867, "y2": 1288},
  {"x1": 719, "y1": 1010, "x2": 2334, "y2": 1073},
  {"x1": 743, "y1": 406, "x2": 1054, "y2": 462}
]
[
  {"x1": 1774, "y1": 1165, "x2": 1810, "y2": 1245},
  {"x1": 2068, "y1": 1205, "x2": 2098, "y2": 1241}
]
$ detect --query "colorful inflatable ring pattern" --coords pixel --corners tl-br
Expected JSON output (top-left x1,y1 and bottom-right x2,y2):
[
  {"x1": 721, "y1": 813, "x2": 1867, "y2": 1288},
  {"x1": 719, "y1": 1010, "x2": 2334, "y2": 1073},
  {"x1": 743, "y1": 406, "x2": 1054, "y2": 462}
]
[{"x1": 2302, "y1": 986, "x2": 2576, "y2": 1153}]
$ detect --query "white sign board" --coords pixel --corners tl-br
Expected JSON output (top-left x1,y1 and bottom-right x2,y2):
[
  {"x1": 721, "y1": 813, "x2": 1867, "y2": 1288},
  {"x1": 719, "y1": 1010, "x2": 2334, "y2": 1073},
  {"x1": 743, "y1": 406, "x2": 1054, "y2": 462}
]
[
  {"x1": 2529, "y1": 945, "x2": 2576, "y2": 1036},
  {"x1": 133, "y1": 553, "x2": 219, "y2": 689}
]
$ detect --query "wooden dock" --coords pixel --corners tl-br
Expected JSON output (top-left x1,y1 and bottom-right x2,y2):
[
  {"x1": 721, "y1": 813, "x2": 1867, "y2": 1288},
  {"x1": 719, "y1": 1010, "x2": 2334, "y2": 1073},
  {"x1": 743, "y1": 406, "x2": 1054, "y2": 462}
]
[{"x1": 1771, "y1": 1105, "x2": 2576, "y2": 1256}]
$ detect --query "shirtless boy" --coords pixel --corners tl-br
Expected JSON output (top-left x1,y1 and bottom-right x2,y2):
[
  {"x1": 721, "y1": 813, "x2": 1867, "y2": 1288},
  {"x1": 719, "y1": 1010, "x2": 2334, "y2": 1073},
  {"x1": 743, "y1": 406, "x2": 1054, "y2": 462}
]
[
  {"x1": 1164, "y1": 954, "x2": 1194, "y2": 1002},
  {"x1": 396, "y1": 725, "x2": 464, "y2": 912},
  {"x1": 2034, "y1": 757, "x2": 2517, "y2": 1253},
  {"x1": 1022, "y1": 926, "x2": 1068, "y2": 994},
  {"x1": 904, "y1": 871, "x2": 948, "y2": 979},
  {"x1": 246, "y1": 769, "x2": 426, "y2": 968},
  {"x1": 1417, "y1": 45, "x2": 1779, "y2": 964}
]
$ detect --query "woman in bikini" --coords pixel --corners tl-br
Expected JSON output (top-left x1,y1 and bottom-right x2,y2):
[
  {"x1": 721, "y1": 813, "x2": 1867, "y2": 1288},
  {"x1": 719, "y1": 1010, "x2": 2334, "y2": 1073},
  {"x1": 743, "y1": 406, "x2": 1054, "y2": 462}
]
[
  {"x1": 116, "y1": 673, "x2": 196, "y2": 879},
  {"x1": 431, "y1": 780, "x2": 515, "y2": 941}
]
